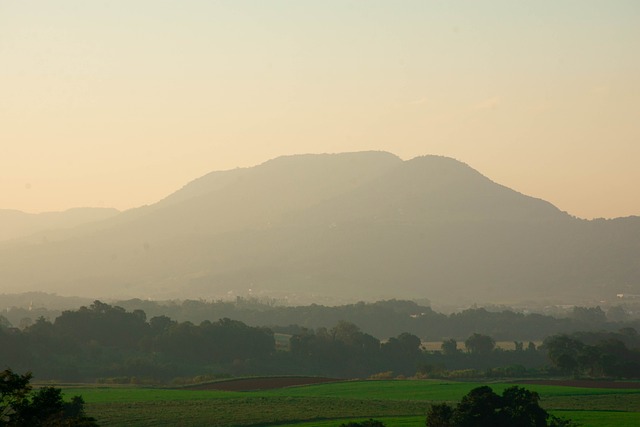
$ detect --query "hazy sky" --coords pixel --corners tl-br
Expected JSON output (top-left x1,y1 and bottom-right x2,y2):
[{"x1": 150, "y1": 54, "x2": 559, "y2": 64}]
[{"x1": 1, "y1": 1, "x2": 639, "y2": 219}]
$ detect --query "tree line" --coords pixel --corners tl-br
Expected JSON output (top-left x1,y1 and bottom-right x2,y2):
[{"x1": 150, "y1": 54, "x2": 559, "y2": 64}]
[
  {"x1": 1, "y1": 301, "x2": 638, "y2": 382},
  {"x1": 5, "y1": 298, "x2": 637, "y2": 342},
  {"x1": 112, "y1": 298, "x2": 638, "y2": 341},
  {"x1": 544, "y1": 329, "x2": 640, "y2": 378}
]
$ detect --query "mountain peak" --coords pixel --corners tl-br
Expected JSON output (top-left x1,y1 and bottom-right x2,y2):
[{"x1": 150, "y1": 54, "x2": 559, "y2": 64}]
[
  {"x1": 261, "y1": 150, "x2": 401, "y2": 165},
  {"x1": 0, "y1": 151, "x2": 636, "y2": 305}
]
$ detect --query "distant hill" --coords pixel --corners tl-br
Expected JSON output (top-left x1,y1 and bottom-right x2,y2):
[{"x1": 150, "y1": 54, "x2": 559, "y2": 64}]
[
  {"x1": 0, "y1": 207, "x2": 120, "y2": 242},
  {"x1": 0, "y1": 151, "x2": 638, "y2": 305}
]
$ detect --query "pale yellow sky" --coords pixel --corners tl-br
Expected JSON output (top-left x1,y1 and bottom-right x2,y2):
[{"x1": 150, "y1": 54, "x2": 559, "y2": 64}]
[{"x1": 1, "y1": 1, "x2": 639, "y2": 218}]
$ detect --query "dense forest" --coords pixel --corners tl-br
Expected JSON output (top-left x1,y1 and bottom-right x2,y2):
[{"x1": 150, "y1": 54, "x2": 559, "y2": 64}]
[{"x1": 1, "y1": 301, "x2": 639, "y2": 382}]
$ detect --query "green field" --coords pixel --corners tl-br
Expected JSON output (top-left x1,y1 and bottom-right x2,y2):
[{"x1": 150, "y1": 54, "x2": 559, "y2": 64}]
[{"x1": 62, "y1": 379, "x2": 640, "y2": 426}]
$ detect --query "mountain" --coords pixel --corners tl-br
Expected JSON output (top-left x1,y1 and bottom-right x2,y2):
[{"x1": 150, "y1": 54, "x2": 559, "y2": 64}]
[
  {"x1": 0, "y1": 207, "x2": 120, "y2": 242},
  {"x1": 0, "y1": 151, "x2": 638, "y2": 305}
]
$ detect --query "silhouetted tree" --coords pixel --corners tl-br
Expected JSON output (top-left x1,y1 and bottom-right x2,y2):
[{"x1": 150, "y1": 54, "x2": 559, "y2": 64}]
[
  {"x1": 441, "y1": 339, "x2": 458, "y2": 355},
  {"x1": 544, "y1": 335, "x2": 584, "y2": 375},
  {"x1": 0, "y1": 368, "x2": 97, "y2": 426},
  {"x1": 451, "y1": 385, "x2": 502, "y2": 426},
  {"x1": 426, "y1": 386, "x2": 576, "y2": 427},
  {"x1": 425, "y1": 403, "x2": 454, "y2": 427},
  {"x1": 381, "y1": 332, "x2": 422, "y2": 375},
  {"x1": 500, "y1": 386, "x2": 548, "y2": 426},
  {"x1": 464, "y1": 333, "x2": 495, "y2": 355}
]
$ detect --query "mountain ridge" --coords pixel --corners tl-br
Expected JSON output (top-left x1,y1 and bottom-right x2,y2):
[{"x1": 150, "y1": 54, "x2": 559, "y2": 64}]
[
  {"x1": 0, "y1": 207, "x2": 120, "y2": 242},
  {"x1": 0, "y1": 151, "x2": 637, "y2": 305}
]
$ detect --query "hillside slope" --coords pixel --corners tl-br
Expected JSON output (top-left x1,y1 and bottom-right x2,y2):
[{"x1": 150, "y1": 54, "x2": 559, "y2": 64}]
[
  {"x1": 0, "y1": 207, "x2": 119, "y2": 242},
  {"x1": 0, "y1": 152, "x2": 637, "y2": 304}
]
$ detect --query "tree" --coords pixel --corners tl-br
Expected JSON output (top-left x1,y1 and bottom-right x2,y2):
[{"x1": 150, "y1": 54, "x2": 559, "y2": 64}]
[
  {"x1": 1, "y1": 369, "x2": 30, "y2": 423},
  {"x1": 55, "y1": 300, "x2": 149, "y2": 348},
  {"x1": 381, "y1": 332, "x2": 422, "y2": 375},
  {"x1": 451, "y1": 385, "x2": 501, "y2": 427},
  {"x1": 425, "y1": 386, "x2": 577, "y2": 427},
  {"x1": 441, "y1": 339, "x2": 458, "y2": 356},
  {"x1": 500, "y1": 386, "x2": 548, "y2": 426},
  {"x1": 425, "y1": 403, "x2": 454, "y2": 427},
  {"x1": 0, "y1": 368, "x2": 97, "y2": 426},
  {"x1": 544, "y1": 332, "x2": 640, "y2": 378},
  {"x1": 464, "y1": 333, "x2": 495, "y2": 355}
]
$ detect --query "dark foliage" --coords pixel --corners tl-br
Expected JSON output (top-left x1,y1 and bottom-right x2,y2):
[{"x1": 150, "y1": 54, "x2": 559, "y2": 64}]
[
  {"x1": 1, "y1": 301, "x2": 276, "y2": 381},
  {"x1": 440, "y1": 339, "x2": 458, "y2": 356},
  {"x1": 544, "y1": 330, "x2": 640, "y2": 377},
  {"x1": 425, "y1": 386, "x2": 577, "y2": 427},
  {"x1": 464, "y1": 333, "x2": 495, "y2": 355},
  {"x1": 425, "y1": 403, "x2": 454, "y2": 427},
  {"x1": 4, "y1": 300, "x2": 637, "y2": 381},
  {"x1": 0, "y1": 368, "x2": 97, "y2": 426},
  {"x1": 112, "y1": 298, "x2": 640, "y2": 342},
  {"x1": 289, "y1": 321, "x2": 387, "y2": 377},
  {"x1": 0, "y1": 300, "x2": 550, "y2": 380}
]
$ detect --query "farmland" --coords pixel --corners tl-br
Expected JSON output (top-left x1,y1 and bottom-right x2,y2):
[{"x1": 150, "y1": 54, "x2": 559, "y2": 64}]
[{"x1": 60, "y1": 378, "x2": 640, "y2": 426}]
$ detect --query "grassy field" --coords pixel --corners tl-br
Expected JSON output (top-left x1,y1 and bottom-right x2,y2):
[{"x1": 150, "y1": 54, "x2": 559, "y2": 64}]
[{"x1": 62, "y1": 379, "x2": 640, "y2": 426}]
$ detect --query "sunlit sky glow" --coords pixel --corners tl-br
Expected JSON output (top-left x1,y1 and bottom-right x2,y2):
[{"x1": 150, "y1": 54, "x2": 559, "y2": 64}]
[{"x1": 1, "y1": 1, "x2": 639, "y2": 218}]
